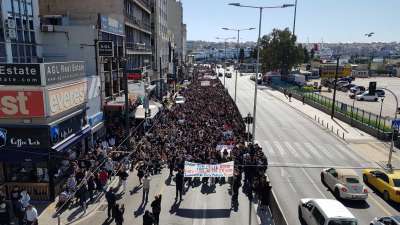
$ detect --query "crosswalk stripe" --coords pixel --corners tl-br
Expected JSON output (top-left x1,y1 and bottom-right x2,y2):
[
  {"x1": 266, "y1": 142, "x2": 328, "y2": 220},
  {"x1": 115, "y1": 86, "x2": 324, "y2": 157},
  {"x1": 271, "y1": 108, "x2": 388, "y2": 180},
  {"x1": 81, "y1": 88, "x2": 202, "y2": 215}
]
[
  {"x1": 262, "y1": 140, "x2": 276, "y2": 156},
  {"x1": 273, "y1": 141, "x2": 286, "y2": 156},
  {"x1": 283, "y1": 141, "x2": 300, "y2": 158},
  {"x1": 324, "y1": 144, "x2": 347, "y2": 161},
  {"x1": 304, "y1": 142, "x2": 323, "y2": 159},
  {"x1": 312, "y1": 144, "x2": 337, "y2": 160},
  {"x1": 293, "y1": 142, "x2": 312, "y2": 159},
  {"x1": 334, "y1": 144, "x2": 361, "y2": 162}
]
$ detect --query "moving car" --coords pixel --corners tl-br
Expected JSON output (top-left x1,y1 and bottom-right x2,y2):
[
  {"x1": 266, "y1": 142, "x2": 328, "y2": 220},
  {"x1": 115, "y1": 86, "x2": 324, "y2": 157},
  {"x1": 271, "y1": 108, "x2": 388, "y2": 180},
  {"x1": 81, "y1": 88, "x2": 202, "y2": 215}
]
[
  {"x1": 298, "y1": 198, "x2": 358, "y2": 225},
  {"x1": 356, "y1": 91, "x2": 378, "y2": 101},
  {"x1": 321, "y1": 168, "x2": 368, "y2": 200},
  {"x1": 370, "y1": 216, "x2": 400, "y2": 225},
  {"x1": 175, "y1": 95, "x2": 185, "y2": 104},
  {"x1": 362, "y1": 169, "x2": 400, "y2": 203}
]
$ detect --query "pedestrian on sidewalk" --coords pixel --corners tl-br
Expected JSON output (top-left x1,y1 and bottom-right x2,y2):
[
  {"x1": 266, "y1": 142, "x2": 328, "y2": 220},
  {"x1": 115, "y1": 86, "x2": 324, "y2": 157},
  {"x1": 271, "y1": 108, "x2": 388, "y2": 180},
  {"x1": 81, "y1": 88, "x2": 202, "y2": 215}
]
[
  {"x1": 118, "y1": 168, "x2": 129, "y2": 194},
  {"x1": 175, "y1": 169, "x2": 184, "y2": 201},
  {"x1": 98, "y1": 169, "x2": 109, "y2": 191},
  {"x1": 10, "y1": 186, "x2": 21, "y2": 215},
  {"x1": 14, "y1": 199, "x2": 25, "y2": 225},
  {"x1": 142, "y1": 174, "x2": 151, "y2": 203},
  {"x1": 143, "y1": 210, "x2": 154, "y2": 225},
  {"x1": 0, "y1": 198, "x2": 11, "y2": 225},
  {"x1": 113, "y1": 204, "x2": 125, "y2": 225},
  {"x1": 151, "y1": 194, "x2": 162, "y2": 225},
  {"x1": 231, "y1": 170, "x2": 241, "y2": 209},
  {"x1": 20, "y1": 189, "x2": 30, "y2": 208},
  {"x1": 137, "y1": 165, "x2": 144, "y2": 185},
  {"x1": 283, "y1": 89, "x2": 287, "y2": 98},
  {"x1": 24, "y1": 204, "x2": 38, "y2": 225},
  {"x1": 87, "y1": 173, "x2": 97, "y2": 202},
  {"x1": 302, "y1": 95, "x2": 305, "y2": 105},
  {"x1": 105, "y1": 188, "x2": 116, "y2": 218},
  {"x1": 77, "y1": 183, "x2": 88, "y2": 214},
  {"x1": 288, "y1": 92, "x2": 292, "y2": 102}
]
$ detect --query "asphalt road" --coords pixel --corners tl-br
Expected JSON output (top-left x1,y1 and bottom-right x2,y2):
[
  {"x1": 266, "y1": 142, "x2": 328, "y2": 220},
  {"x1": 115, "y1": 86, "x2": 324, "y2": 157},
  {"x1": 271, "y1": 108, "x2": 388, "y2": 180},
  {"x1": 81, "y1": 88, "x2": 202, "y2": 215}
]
[
  {"x1": 222, "y1": 72, "x2": 399, "y2": 225},
  {"x1": 314, "y1": 77, "x2": 400, "y2": 119}
]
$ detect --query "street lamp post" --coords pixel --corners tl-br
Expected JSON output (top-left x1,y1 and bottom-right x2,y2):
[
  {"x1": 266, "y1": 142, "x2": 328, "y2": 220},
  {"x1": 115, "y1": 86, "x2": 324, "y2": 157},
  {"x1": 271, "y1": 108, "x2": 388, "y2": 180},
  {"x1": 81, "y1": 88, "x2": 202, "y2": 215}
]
[
  {"x1": 378, "y1": 97, "x2": 385, "y2": 133},
  {"x1": 292, "y1": 0, "x2": 298, "y2": 35},
  {"x1": 331, "y1": 55, "x2": 340, "y2": 119},
  {"x1": 216, "y1": 37, "x2": 235, "y2": 88},
  {"x1": 228, "y1": 2, "x2": 295, "y2": 145},
  {"x1": 222, "y1": 27, "x2": 255, "y2": 103}
]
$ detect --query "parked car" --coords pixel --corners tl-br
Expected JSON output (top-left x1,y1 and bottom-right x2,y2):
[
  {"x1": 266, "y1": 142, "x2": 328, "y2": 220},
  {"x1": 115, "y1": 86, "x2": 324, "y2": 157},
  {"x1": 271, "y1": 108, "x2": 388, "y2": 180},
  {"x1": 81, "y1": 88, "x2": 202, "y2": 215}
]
[
  {"x1": 349, "y1": 90, "x2": 364, "y2": 99},
  {"x1": 338, "y1": 77, "x2": 354, "y2": 83},
  {"x1": 370, "y1": 216, "x2": 400, "y2": 225},
  {"x1": 362, "y1": 169, "x2": 400, "y2": 203},
  {"x1": 336, "y1": 80, "x2": 350, "y2": 87},
  {"x1": 356, "y1": 91, "x2": 378, "y2": 101},
  {"x1": 298, "y1": 198, "x2": 358, "y2": 225},
  {"x1": 350, "y1": 86, "x2": 366, "y2": 94},
  {"x1": 321, "y1": 168, "x2": 368, "y2": 200},
  {"x1": 339, "y1": 83, "x2": 356, "y2": 92},
  {"x1": 375, "y1": 89, "x2": 386, "y2": 97}
]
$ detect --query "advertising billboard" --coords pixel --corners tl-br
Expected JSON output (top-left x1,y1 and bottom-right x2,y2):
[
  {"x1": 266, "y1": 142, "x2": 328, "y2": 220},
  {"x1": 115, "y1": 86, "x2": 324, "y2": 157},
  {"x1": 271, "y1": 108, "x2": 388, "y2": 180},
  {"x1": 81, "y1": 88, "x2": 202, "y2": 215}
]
[
  {"x1": 0, "y1": 126, "x2": 49, "y2": 149},
  {"x1": 0, "y1": 90, "x2": 45, "y2": 118},
  {"x1": 43, "y1": 61, "x2": 85, "y2": 85},
  {"x1": 0, "y1": 64, "x2": 42, "y2": 85},
  {"x1": 47, "y1": 80, "x2": 87, "y2": 117}
]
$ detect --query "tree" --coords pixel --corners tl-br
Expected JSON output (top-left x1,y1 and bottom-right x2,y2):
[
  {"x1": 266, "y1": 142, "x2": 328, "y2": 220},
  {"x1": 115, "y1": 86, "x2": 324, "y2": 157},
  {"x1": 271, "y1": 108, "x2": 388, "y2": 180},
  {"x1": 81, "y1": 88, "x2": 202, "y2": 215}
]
[
  {"x1": 259, "y1": 28, "x2": 305, "y2": 75},
  {"x1": 303, "y1": 46, "x2": 310, "y2": 63},
  {"x1": 239, "y1": 48, "x2": 245, "y2": 63},
  {"x1": 310, "y1": 48, "x2": 315, "y2": 59}
]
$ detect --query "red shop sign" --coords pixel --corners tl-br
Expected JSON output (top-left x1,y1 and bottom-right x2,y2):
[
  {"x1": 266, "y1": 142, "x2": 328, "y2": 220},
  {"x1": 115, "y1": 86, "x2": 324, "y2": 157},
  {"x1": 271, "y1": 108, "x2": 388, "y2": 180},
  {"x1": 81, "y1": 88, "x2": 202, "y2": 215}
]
[{"x1": 0, "y1": 90, "x2": 45, "y2": 118}]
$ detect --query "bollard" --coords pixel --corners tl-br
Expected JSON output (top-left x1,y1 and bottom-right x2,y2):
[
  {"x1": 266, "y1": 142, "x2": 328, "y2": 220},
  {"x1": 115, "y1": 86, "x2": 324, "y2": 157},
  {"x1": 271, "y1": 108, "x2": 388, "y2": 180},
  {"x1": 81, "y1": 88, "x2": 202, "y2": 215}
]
[
  {"x1": 58, "y1": 215, "x2": 61, "y2": 225},
  {"x1": 322, "y1": 120, "x2": 324, "y2": 126},
  {"x1": 337, "y1": 129, "x2": 339, "y2": 135},
  {"x1": 342, "y1": 132, "x2": 345, "y2": 139},
  {"x1": 315, "y1": 115, "x2": 316, "y2": 120},
  {"x1": 326, "y1": 123, "x2": 329, "y2": 129},
  {"x1": 318, "y1": 117, "x2": 320, "y2": 123},
  {"x1": 331, "y1": 125, "x2": 333, "y2": 131}
]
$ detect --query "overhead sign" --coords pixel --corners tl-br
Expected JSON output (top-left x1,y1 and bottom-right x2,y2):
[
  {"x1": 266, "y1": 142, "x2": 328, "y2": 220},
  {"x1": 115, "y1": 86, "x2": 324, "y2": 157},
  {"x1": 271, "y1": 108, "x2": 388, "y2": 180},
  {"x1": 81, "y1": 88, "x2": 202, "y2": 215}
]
[
  {"x1": 43, "y1": 62, "x2": 85, "y2": 85},
  {"x1": 50, "y1": 113, "x2": 84, "y2": 146},
  {"x1": 98, "y1": 41, "x2": 114, "y2": 57},
  {"x1": 100, "y1": 15, "x2": 124, "y2": 36},
  {"x1": 392, "y1": 119, "x2": 400, "y2": 130},
  {"x1": 127, "y1": 69, "x2": 143, "y2": 80},
  {"x1": 0, "y1": 126, "x2": 50, "y2": 149},
  {"x1": 0, "y1": 64, "x2": 41, "y2": 85},
  {"x1": 47, "y1": 81, "x2": 87, "y2": 116},
  {"x1": 0, "y1": 90, "x2": 45, "y2": 118},
  {"x1": 184, "y1": 161, "x2": 234, "y2": 177},
  {"x1": 368, "y1": 82, "x2": 377, "y2": 95}
]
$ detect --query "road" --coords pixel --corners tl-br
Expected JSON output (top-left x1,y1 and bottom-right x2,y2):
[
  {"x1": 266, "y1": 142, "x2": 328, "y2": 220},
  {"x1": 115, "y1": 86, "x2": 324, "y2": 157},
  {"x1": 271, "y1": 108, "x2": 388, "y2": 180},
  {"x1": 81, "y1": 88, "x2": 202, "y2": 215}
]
[{"x1": 222, "y1": 71, "x2": 399, "y2": 225}]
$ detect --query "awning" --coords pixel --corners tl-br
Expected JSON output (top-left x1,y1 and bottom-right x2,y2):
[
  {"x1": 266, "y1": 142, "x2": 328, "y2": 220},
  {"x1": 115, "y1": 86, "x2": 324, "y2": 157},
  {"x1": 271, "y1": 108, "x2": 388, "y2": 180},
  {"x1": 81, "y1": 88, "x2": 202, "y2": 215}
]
[
  {"x1": 52, "y1": 125, "x2": 91, "y2": 152},
  {"x1": 134, "y1": 104, "x2": 159, "y2": 119},
  {"x1": 0, "y1": 148, "x2": 49, "y2": 162}
]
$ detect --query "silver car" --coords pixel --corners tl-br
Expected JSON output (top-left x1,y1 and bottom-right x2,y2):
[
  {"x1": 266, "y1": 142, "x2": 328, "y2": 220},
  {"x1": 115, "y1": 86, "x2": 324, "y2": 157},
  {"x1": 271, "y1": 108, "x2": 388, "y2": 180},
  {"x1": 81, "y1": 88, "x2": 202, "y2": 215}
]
[{"x1": 370, "y1": 216, "x2": 400, "y2": 225}]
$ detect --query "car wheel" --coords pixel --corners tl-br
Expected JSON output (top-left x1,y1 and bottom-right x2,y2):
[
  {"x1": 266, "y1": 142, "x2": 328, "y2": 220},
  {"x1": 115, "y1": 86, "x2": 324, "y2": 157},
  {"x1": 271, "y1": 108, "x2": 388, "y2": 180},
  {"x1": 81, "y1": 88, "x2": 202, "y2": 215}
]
[
  {"x1": 363, "y1": 174, "x2": 368, "y2": 184},
  {"x1": 360, "y1": 98, "x2": 364, "y2": 101},
  {"x1": 298, "y1": 206, "x2": 304, "y2": 223},
  {"x1": 383, "y1": 191, "x2": 390, "y2": 202},
  {"x1": 320, "y1": 173, "x2": 326, "y2": 186},
  {"x1": 334, "y1": 188, "x2": 341, "y2": 200},
  {"x1": 375, "y1": 98, "x2": 378, "y2": 102}
]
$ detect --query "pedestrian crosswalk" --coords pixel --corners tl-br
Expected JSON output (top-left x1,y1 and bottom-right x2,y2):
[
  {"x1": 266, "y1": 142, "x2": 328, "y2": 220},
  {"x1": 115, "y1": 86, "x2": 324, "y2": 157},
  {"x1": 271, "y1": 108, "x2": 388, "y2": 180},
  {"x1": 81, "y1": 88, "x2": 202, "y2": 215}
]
[{"x1": 261, "y1": 140, "x2": 365, "y2": 165}]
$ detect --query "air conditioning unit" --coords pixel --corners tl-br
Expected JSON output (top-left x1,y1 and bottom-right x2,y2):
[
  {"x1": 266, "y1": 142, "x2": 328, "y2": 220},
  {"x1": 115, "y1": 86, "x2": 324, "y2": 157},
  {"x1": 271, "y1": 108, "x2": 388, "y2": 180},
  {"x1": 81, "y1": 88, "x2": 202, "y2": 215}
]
[
  {"x1": 6, "y1": 29, "x2": 17, "y2": 39},
  {"x1": 41, "y1": 24, "x2": 54, "y2": 32},
  {"x1": 6, "y1": 19, "x2": 16, "y2": 29}
]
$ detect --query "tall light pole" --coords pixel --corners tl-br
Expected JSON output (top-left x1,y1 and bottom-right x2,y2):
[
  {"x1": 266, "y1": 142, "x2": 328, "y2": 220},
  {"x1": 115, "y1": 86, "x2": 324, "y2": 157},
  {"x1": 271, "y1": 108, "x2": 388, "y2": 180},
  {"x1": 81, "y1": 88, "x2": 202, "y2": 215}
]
[
  {"x1": 292, "y1": 0, "x2": 298, "y2": 35},
  {"x1": 216, "y1": 36, "x2": 235, "y2": 88},
  {"x1": 229, "y1": 3, "x2": 295, "y2": 145},
  {"x1": 222, "y1": 27, "x2": 255, "y2": 103}
]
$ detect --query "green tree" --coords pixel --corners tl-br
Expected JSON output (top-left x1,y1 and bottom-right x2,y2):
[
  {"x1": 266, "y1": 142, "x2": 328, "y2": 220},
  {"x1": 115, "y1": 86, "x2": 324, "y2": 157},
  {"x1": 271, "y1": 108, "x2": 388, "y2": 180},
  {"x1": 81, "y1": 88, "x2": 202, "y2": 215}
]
[
  {"x1": 303, "y1": 47, "x2": 310, "y2": 63},
  {"x1": 310, "y1": 48, "x2": 315, "y2": 59},
  {"x1": 259, "y1": 28, "x2": 304, "y2": 74},
  {"x1": 239, "y1": 48, "x2": 245, "y2": 62}
]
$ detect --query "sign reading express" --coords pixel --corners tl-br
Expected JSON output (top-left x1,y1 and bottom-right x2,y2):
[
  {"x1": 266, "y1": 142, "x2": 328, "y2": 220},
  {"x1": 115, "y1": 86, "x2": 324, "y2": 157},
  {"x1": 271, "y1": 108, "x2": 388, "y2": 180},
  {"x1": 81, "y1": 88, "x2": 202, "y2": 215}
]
[
  {"x1": 0, "y1": 90, "x2": 45, "y2": 118},
  {"x1": 48, "y1": 81, "x2": 87, "y2": 116},
  {"x1": 44, "y1": 62, "x2": 85, "y2": 85},
  {"x1": 0, "y1": 64, "x2": 41, "y2": 86}
]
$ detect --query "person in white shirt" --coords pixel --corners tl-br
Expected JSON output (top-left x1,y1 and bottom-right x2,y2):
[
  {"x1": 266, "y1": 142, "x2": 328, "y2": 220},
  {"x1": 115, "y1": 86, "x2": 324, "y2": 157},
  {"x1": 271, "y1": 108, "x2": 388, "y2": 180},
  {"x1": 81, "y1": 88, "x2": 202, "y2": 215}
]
[
  {"x1": 108, "y1": 137, "x2": 115, "y2": 146},
  {"x1": 25, "y1": 204, "x2": 38, "y2": 225},
  {"x1": 142, "y1": 175, "x2": 151, "y2": 203},
  {"x1": 101, "y1": 139, "x2": 109, "y2": 149},
  {"x1": 20, "y1": 190, "x2": 30, "y2": 208}
]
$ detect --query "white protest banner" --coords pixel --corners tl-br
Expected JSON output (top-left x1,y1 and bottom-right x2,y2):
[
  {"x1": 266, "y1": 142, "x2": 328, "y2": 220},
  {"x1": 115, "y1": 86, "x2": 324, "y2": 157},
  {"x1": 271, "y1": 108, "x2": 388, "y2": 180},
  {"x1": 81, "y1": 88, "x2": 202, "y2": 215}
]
[
  {"x1": 184, "y1": 161, "x2": 234, "y2": 177},
  {"x1": 200, "y1": 80, "x2": 210, "y2": 86}
]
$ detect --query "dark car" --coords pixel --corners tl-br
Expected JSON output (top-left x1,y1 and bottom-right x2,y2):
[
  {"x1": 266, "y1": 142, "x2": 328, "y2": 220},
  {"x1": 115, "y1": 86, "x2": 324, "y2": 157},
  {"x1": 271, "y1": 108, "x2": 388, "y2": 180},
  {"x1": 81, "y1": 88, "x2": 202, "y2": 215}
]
[
  {"x1": 339, "y1": 83, "x2": 356, "y2": 92},
  {"x1": 375, "y1": 89, "x2": 385, "y2": 97}
]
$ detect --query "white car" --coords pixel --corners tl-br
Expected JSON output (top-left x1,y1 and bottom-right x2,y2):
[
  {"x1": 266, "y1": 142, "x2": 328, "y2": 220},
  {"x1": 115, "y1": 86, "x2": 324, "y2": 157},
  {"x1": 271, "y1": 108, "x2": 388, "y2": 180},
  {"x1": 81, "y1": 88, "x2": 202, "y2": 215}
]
[
  {"x1": 356, "y1": 91, "x2": 378, "y2": 101},
  {"x1": 321, "y1": 168, "x2": 368, "y2": 201},
  {"x1": 175, "y1": 96, "x2": 185, "y2": 104},
  {"x1": 371, "y1": 216, "x2": 400, "y2": 225}
]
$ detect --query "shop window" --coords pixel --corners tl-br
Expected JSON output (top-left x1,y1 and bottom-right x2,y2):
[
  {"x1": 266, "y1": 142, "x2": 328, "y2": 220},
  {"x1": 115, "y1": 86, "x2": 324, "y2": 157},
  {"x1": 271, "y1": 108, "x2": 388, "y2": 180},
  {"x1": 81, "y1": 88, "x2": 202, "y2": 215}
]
[{"x1": 5, "y1": 161, "x2": 49, "y2": 183}]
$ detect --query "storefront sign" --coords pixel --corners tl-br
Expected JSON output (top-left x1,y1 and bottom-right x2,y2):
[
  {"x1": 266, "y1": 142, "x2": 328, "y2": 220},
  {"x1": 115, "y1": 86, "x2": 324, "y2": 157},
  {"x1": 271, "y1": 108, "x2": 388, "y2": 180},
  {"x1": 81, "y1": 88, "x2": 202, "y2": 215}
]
[
  {"x1": 0, "y1": 126, "x2": 49, "y2": 149},
  {"x1": 88, "y1": 112, "x2": 103, "y2": 127},
  {"x1": 43, "y1": 62, "x2": 85, "y2": 85},
  {"x1": 50, "y1": 113, "x2": 84, "y2": 146},
  {"x1": 100, "y1": 15, "x2": 124, "y2": 36},
  {"x1": 127, "y1": 69, "x2": 143, "y2": 80},
  {"x1": 0, "y1": 64, "x2": 41, "y2": 85},
  {"x1": 184, "y1": 161, "x2": 234, "y2": 177},
  {"x1": 0, "y1": 90, "x2": 45, "y2": 118},
  {"x1": 47, "y1": 81, "x2": 87, "y2": 116},
  {"x1": 98, "y1": 41, "x2": 114, "y2": 57}
]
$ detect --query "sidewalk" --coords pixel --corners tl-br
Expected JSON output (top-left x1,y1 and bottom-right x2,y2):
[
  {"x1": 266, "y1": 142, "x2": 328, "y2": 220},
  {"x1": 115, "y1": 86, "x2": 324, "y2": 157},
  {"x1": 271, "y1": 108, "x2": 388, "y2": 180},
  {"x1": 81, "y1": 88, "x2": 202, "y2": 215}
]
[{"x1": 264, "y1": 87, "x2": 376, "y2": 143}]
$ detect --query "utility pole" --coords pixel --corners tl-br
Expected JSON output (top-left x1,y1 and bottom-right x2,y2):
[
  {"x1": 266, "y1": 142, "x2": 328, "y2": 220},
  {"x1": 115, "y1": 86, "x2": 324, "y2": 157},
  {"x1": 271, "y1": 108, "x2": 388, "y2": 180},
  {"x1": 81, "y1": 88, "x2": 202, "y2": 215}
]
[{"x1": 331, "y1": 56, "x2": 340, "y2": 119}]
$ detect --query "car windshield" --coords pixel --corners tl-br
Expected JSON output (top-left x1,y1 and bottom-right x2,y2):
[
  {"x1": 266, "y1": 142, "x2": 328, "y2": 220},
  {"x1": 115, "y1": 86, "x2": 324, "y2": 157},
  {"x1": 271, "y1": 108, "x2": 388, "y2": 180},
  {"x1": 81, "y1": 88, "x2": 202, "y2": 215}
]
[
  {"x1": 328, "y1": 220, "x2": 357, "y2": 225},
  {"x1": 346, "y1": 177, "x2": 359, "y2": 184},
  {"x1": 392, "y1": 179, "x2": 400, "y2": 187}
]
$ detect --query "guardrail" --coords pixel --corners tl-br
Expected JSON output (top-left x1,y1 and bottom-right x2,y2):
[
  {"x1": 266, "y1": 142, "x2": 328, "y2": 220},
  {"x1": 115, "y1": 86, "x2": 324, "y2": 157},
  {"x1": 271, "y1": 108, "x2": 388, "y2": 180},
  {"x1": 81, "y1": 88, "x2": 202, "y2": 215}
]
[{"x1": 266, "y1": 175, "x2": 288, "y2": 225}]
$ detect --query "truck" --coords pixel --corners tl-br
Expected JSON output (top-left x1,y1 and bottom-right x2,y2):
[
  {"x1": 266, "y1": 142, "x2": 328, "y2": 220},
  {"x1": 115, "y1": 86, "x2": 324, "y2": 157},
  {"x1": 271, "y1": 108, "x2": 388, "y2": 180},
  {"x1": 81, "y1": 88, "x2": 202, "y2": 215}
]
[{"x1": 294, "y1": 74, "x2": 306, "y2": 86}]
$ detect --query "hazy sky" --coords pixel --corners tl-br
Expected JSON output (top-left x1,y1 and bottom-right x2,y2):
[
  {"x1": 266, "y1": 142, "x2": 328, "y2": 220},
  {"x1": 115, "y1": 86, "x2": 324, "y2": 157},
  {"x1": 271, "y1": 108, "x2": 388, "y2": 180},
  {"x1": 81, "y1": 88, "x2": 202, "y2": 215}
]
[{"x1": 182, "y1": 0, "x2": 400, "y2": 43}]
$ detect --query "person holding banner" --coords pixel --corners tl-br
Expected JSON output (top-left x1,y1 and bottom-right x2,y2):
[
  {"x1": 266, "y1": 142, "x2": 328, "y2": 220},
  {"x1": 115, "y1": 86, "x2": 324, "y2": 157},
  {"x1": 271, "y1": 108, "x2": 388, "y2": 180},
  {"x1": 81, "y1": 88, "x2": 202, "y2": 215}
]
[{"x1": 175, "y1": 170, "x2": 184, "y2": 202}]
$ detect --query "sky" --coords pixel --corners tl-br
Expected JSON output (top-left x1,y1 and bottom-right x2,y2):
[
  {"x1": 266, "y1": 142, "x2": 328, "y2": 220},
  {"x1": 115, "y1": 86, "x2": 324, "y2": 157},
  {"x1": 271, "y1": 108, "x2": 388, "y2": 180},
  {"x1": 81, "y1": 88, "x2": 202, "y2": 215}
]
[{"x1": 182, "y1": 0, "x2": 400, "y2": 43}]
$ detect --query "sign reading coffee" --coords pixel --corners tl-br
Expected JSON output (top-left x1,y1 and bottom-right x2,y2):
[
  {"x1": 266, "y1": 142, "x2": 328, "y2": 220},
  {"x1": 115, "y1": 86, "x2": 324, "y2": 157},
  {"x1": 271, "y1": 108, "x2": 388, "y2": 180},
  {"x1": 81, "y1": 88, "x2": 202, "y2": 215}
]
[
  {"x1": 47, "y1": 81, "x2": 87, "y2": 116},
  {"x1": 0, "y1": 127, "x2": 49, "y2": 149},
  {"x1": 0, "y1": 64, "x2": 41, "y2": 85},
  {"x1": 44, "y1": 62, "x2": 85, "y2": 85}
]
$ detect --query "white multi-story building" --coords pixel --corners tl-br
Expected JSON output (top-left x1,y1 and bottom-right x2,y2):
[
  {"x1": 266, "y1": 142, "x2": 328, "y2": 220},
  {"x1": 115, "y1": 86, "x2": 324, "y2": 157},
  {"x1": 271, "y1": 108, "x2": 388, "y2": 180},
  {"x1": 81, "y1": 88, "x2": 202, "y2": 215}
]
[{"x1": 167, "y1": 0, "x2": 185, "y2": 63}]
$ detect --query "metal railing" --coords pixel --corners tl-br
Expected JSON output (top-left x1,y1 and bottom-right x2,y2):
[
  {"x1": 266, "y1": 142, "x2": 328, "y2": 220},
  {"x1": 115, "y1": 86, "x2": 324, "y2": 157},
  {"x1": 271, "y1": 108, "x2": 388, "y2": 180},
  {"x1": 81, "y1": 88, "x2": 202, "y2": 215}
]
[
  {"x1": 126, "y1": 42, "x2": 152, "y2": 52},
  {"x1": 124, "y1": 15, "x2": 151, "y2": 32}
]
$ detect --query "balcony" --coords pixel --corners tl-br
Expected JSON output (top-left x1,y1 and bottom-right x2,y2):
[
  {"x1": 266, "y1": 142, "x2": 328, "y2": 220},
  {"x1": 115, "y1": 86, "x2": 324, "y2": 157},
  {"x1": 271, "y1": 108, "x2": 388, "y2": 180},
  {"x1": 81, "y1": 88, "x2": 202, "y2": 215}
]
[
  {"x1": 133, "y1": 0, "x2": 152, "y2": 14},
  {"x1": 126, "y1": 42, "x2": 152, "y2": 55},
  {"x1": 125, "y1": 15, "x2": 151, "y2": 34}
]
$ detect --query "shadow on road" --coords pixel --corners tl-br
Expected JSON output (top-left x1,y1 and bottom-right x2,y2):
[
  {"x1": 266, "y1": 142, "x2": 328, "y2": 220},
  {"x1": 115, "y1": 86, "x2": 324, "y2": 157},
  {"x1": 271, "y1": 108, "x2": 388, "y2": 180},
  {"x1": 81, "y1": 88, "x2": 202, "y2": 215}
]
[
  {"x1": 169, "y1": 199, "x2": 181, "y2": 214},
  {"x1": 176, "y1": 208, "x2": 231, "y2": 219},
  {"x1": 130, "y1": 185, "x2": 142, "y2": 195},
  {"x1": 341, "y1": 200, "x2": 370, "y2": 209}
]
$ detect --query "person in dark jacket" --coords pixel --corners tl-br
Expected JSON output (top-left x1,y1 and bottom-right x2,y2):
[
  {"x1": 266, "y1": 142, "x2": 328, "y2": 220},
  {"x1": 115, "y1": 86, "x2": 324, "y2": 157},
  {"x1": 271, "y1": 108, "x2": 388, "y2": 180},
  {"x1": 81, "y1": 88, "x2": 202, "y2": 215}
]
[
  {"x1": 143, "y1": 210, "x2": 154, "y2": 225},
  {"x1": 175, "y1": 170, "x2": 184, "y2": 201},
  {"x1": 0, "y1": 199, "x2": 10, "y2": 225},
  {"x1": 231, "y1": 171, "x2": 241, "y2": 209},
  {"x1": 105, "y1": 188, "x2": 116, "y2": 218},
  {"x1": 87, "y1": 173, "x2": 97, "y2": 202},
  {"x1": 151, "y1": 194, "x2": 162, "y2": 225},
  {"x1": 113, "y1": 204, "x2": 125, "y2": 225}
]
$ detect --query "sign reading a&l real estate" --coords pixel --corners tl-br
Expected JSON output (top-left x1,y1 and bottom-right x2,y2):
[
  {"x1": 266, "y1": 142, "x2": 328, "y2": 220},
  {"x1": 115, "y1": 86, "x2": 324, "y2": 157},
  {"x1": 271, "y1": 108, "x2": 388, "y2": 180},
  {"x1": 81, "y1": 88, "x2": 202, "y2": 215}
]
[
  {"x1": 0, "y1": 64, "x2": 41, "y2": 85},
  {"x1": 98, "y1": 41, "x2": 114, "y2": 57},
  {"x1": 43, "y1": 62, "x2": 85, "y2": 85},
  {"x1": 47, "y1": 80, "x2": 87, "y2": 116}
]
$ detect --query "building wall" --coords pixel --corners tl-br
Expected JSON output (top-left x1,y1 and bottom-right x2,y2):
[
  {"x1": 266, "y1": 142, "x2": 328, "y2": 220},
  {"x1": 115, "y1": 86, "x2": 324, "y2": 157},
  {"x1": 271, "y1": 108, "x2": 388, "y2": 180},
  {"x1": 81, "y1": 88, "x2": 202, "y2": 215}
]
[
  {"x1": 167, "y1": 0, "x2": 183, "y2": 62},
  {"x1": 153, "y1": 0, "x2": 169, "y2": 79}
]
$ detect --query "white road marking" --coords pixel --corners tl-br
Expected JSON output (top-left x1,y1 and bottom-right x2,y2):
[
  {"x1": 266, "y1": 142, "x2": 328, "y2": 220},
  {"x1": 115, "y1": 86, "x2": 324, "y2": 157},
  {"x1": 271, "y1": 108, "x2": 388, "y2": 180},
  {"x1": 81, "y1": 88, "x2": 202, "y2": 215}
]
[
  {"x1": 301, "y1": 168, "x2": 327, "y2": 198},
  {"x1": 334, "y1": 144, "x2": 362, "y2": 162},
  {"x1": 281, "y1": 168, "x2": 286, "y2": 177},
  {"x1": 293, "y1": 142, "x2": 312, "y2": 159},
  {"x1": 287, "y1": 177, "x2": 297, "y2": 193},
  {"x1": 263, "y1": 140, "x2": 276, "y2": 156},
  {"x1": 324, "y1": 144, "x2": 347, "y2": 161},
  {"x1": 304, "y1": 142, "x2": 323, "y2": 159},
  {"x1": 284, "y1": 141, "x2": 301, "y2": 159},
  {"x1": 273, "y1": 141, "x2": 286, "y2": 156}
]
